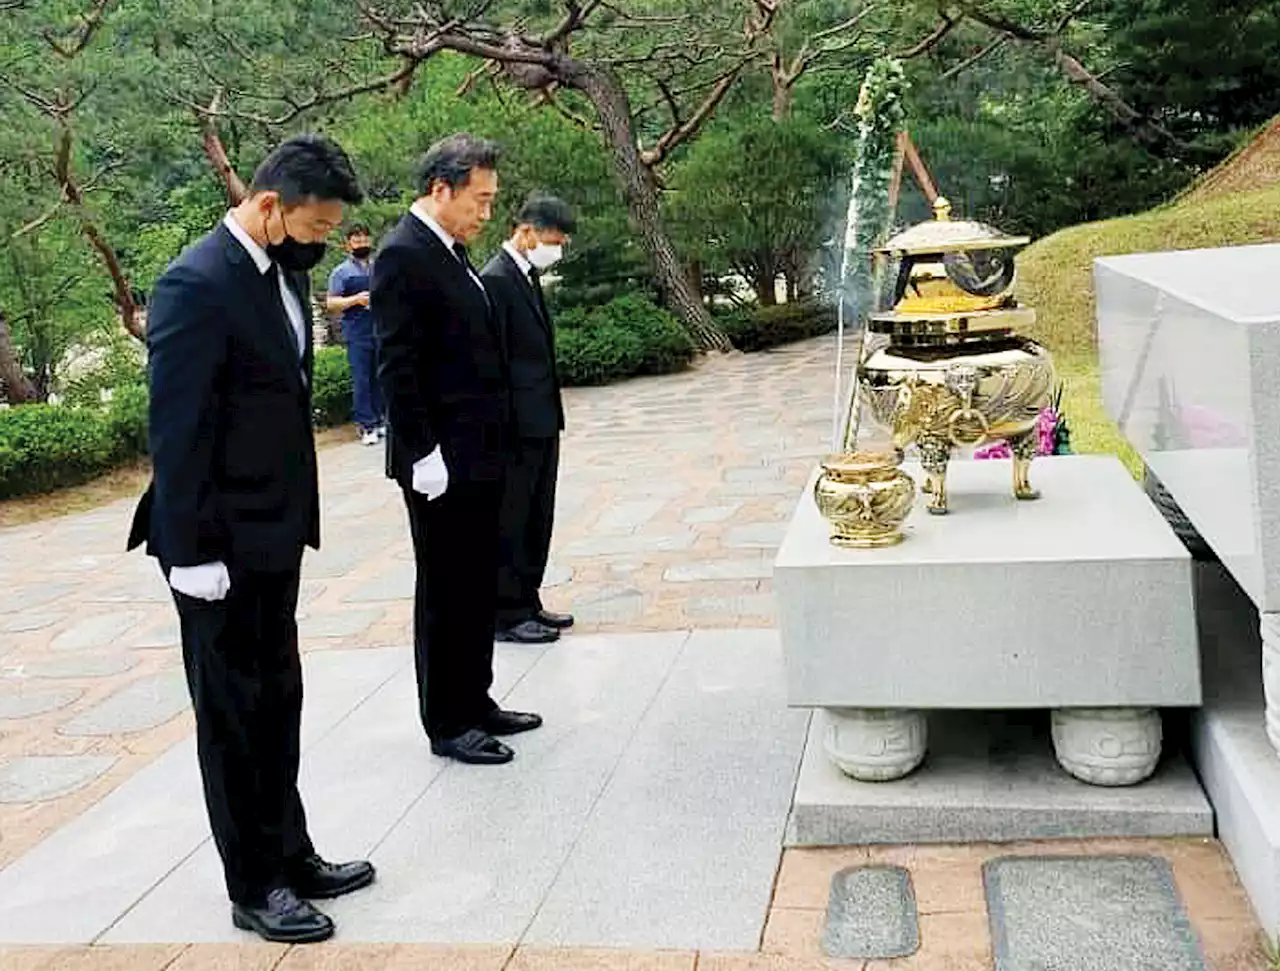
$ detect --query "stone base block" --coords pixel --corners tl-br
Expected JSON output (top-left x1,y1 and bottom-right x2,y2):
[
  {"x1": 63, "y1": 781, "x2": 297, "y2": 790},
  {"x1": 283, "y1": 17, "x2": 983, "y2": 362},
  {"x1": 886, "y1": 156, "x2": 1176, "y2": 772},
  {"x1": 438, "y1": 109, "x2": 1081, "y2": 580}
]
[
  {"x1": 1191, "y1": 562, "x2": 1280, "y2": 937},
  {"x1": 776, "y1": 456, "x2": 1201, "y2": 710},
  {"x1": 787, "y1": 709, "x2": 1213, "y2": 847}
]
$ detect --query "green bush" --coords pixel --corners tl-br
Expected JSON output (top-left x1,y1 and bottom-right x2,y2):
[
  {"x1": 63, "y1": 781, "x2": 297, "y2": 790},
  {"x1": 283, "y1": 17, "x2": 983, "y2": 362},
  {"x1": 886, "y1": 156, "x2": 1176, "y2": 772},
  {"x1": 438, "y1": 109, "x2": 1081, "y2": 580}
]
[
  {"x1": 105, "y1": 383, "x2": 149, "y2": 456},
  {"x1": 312, "y1": 346, "x2": 353, "y2": 428},
  {"x1": 0, "y1": 404, "x2": 124, "y2": 499},
  {"x1": 556, "y1": 293, "x2": 694, "y2": 386},
  {"x1": 718, "y1": 300, "x2": 837, "y2": 352}
]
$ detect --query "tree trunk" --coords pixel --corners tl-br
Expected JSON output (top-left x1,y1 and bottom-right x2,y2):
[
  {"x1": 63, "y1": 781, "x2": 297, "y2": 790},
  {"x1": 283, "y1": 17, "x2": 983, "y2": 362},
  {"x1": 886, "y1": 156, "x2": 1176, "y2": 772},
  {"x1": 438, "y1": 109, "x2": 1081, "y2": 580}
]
[
  {"x1": 199, "y1": 110, "x2": 249, "y2": 206},
  {"x1": 772, "y1": 75, "x2": 792, "y2": 121},
  {"x1": 0, "y1": 310, "x2": 35, "y2": 404},
  {"x1": 570, "y1": 65, "x2": 732, "y2": 352},
  {"x1": 754, "y1": 258, "x2": 778, "y2": 306}
]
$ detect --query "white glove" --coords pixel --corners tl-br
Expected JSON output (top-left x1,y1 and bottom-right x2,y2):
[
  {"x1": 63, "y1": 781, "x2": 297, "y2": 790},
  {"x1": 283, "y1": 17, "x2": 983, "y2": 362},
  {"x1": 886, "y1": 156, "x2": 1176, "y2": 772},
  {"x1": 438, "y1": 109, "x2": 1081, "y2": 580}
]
[
  {"x1": 411, "y1": 445, "x2": 449, "y2": 500},
  {"x1": 169, "y1": 562, "x2": 231, "y2": 602}
]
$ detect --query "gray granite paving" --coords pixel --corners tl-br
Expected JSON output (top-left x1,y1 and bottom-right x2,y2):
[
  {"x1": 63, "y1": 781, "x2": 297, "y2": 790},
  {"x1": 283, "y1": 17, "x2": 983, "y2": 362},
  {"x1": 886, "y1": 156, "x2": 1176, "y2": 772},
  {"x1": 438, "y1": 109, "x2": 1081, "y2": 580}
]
[
  {"x1": 571, "y1": 584, "x2": 646, "y2": 624},
  {"x1": 559, "y1": 531, "x2": 698, "y2": 557},
  {"x1": 594, "y1": 499, "x2": 666, "y2": 532},
  {"x1": 681, "y1": 504, "x2": 743, "y2": 525},
  {"x1": 685, "y1": 593, "x2": 775, "y2": 618},
  {"x1": 50, "y1": 611, "x2": 147, "y2": 652},
  {"x1": 0, "y1": 684, "x2": 82, "y2": 719},
  {"x1": 0, "y1": 756, "x2": 117, "y2": 804},
  {"x1": 17, "y1": 654, "x2": 140, "y2": 680},
  {"x1": 723, "y1": 523, "x2": 790, "y2": 548},
  {"x1": 664, "y1": 559, "x2": 773, "y2": 582},
  {"x1": 984, "y1": 856, "x2": 1206, "y2": 971},
  {"x1": 345, "y1": 564, "x2": 416, "y2": 602},
  {"x1": 298, "y1": 608, "x2": 385, "y2": 639},
  {"x1": 58, "y1": 670, "x2": 189, "y2": 737},
  {"x1": 822, "y1": 865, "x2": 919, "y2": 960},
  {"x1": 0, "y1": 611, "x2": 67, "y2": 633}
]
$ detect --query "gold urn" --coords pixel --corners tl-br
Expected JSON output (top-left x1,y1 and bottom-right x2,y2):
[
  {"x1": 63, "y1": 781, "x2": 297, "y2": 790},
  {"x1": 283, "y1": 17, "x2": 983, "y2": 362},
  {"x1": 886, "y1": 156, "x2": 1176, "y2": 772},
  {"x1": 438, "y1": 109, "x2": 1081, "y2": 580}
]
[
  {"x1": 854, "y1": 198, "x2": 1055, "y2": 514},
  {"x1": 814, "y1": 451, "x2": 917, "y2": 548}
]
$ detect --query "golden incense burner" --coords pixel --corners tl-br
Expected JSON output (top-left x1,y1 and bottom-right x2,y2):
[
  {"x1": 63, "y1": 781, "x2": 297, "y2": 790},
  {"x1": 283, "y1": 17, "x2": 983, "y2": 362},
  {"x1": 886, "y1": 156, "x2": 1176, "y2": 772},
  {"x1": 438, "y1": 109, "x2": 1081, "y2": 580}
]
[
  {"x1": 853, "y1": 198, "x2": 1055, "y2": 515},
  {"x1": 813, "y1": 451, "x2": 917, "y2": 548}
]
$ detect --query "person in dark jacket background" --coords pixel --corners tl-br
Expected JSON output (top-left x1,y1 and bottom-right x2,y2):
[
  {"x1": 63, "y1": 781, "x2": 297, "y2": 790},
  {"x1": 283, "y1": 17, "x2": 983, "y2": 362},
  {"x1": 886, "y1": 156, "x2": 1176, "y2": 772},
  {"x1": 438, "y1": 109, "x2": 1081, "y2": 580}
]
[{"x1": 481, "y1": 194, "x2": 576, "y2": 645}]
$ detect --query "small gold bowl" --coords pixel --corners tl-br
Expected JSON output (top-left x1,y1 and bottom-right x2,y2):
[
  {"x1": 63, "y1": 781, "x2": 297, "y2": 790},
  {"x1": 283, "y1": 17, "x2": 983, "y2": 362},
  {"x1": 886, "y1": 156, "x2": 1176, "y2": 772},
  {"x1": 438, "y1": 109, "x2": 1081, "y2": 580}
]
[{"x1": 814, "y1": 451, "x2": 917, "y2": 549}]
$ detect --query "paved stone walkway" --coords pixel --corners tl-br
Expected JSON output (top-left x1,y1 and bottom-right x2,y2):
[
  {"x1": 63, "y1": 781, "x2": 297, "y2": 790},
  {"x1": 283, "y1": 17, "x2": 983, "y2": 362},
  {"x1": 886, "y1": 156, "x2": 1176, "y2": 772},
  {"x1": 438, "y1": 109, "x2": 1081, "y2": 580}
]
[{"x1": 0, "y1": 336, "x2": 1272, "y2": 969}]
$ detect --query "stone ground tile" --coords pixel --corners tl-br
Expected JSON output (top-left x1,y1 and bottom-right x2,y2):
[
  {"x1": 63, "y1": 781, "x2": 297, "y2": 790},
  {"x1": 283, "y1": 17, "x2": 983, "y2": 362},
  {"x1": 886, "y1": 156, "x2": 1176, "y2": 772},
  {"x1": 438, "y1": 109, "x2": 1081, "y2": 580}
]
[
  {"x1": 663, "y1": 559, "x2": 773, "y2": 583},
  {"x1": 58, "y1": 669, "x2": 188, "y2": 737},
  {"x1": 685, "y1": 593, "x2": 775, "y2": 620},
  {"x1": 572, "y1": 584, "x2": 646, "y2": 625},
  {"x1": 822, "y1": 867, "x2": 918, "y2": 960},
  {"x1": 50, "y1": 612, "x2": 148, "y2": 652},
  {"x1": 507, "y1": 946, "x2": 697, "y2": 970},
  {"x1": 868, "y1": 913, "x2": 992, "y2": 969},
  {"x1": 723, "y1": 523, "x2": 790, "y2": 549},
  {"x1": 681, "y1": 504, "x2": 742, "y2": 525},
  {"x1": 274, "y1": 943, "x2": 513, "y2": 971},
  {"x1": 984, "y1": 856, "x2": 1204, "y2": 971},
  {"x1": 595, "y1": 499, "x2": 668, "y2": 533},
  {"x1": 298, "y1": 609, "x2": 385, "y2": 640},
  {"x1": 0, "y1": 947, "x2": 72, "y2": 971},
  {"x1": 0, "y1": 755, "x2": 116, "y2": 804},
  {"x1": 0, "y1": 684, "x2": 82, "y2": 719},
  {"x1": 15, "y1": 654, "x2": 139, "y2": 680},
  {"x1": 164, "y1": 943, "x2": 288, "y2": 970},
  {"x1": 1, "y1": 612, "x2": 69, "y2": 634}
]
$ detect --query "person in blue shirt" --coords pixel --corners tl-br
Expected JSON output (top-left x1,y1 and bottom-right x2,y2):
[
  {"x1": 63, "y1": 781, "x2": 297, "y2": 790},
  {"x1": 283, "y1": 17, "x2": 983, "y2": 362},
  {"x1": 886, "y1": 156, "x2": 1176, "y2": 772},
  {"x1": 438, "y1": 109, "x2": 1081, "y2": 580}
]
[{"x1": 326, "y1": 225, "x2": 384, "y2": 444}]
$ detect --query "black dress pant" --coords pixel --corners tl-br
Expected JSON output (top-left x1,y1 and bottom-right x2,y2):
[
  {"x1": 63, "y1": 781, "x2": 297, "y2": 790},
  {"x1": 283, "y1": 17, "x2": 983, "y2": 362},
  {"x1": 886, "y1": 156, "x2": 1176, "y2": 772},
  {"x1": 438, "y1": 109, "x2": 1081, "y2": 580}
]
[
  {"x1": 403, "y1": 480, "x2": 503, "y2": 741},
  {"x1": 495, "y1": 436, "x2": 559, "y2": 626},
  {"x1": 171, "y1": 561, "x2": 314, "y2": 906}
]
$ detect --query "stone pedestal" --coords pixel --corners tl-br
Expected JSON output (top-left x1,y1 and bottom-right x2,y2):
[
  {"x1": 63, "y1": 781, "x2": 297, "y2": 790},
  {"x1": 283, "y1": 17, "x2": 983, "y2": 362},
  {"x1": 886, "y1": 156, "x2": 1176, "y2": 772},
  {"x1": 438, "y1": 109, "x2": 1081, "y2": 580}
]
[
  {"x1": 775, "y1": 454, "x2": 1200, "y2": 786},
  {"x1": 1096, "y1": 244, "x2": 1280, "y2": 934}
]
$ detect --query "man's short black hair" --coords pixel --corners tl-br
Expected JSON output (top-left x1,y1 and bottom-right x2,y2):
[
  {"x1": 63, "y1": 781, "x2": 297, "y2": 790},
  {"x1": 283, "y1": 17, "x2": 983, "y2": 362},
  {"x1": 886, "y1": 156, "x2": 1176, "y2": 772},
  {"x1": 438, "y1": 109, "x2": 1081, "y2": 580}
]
[
  {"x1": 346, "y1": 224, "x2": 371, "y2": 238},
  {"x1": 516, "y1": 194, "x2": 576, "y2": 234},
  {"x1": 249, "y1": 134, "x2": 364, "y2": 206},
  {"x1": 416, "y1": 132, "x2": 501, "y2": 195}
]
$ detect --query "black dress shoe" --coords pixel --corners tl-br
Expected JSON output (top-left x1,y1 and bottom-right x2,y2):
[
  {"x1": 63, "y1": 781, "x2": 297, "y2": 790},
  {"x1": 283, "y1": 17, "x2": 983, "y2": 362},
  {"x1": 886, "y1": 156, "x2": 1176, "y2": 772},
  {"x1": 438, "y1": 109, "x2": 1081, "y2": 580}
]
[
  {"x1": 495, "y1": 619, "x2": 560, "y2": 644},
  {"x1": 288, "y1": 854, "x2": 376, "y2": 899},
  {"x1": 232, "y1": 887, "x2": 334, "y2": 943},
  {"x1": 482, "y1": 709, "x2": 543, "y2": 736},
  {"x1": 431, "y1": 727, "x2": 514, "y2": 764},
  {"x1": 535, "y1": 609, "x2": 574, "y2": 630}
]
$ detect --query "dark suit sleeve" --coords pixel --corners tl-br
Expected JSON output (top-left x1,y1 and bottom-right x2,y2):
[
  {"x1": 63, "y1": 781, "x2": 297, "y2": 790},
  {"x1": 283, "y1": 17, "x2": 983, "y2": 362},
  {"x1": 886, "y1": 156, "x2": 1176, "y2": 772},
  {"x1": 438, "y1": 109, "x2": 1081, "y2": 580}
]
[
  {"x1": 372, "y1": 242, "x2": 437, "y2": 462},
  {"x1": 146, "y1": 264, "x2": 228, "y2": 568}
]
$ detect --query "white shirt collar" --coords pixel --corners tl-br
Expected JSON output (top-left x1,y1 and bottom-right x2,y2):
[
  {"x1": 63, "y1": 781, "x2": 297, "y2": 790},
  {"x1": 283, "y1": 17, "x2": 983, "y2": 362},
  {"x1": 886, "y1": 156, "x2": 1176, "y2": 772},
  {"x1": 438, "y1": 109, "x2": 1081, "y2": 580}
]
[
  {"x1": 222, "y1": 212, "x2": 273, "y2": 276},
  {"x1": 501, "y1": 240, "x2": 533, "y2": 278},
  {"x1": 410, "y1": 202, "x2": 458, "y2": 253}
]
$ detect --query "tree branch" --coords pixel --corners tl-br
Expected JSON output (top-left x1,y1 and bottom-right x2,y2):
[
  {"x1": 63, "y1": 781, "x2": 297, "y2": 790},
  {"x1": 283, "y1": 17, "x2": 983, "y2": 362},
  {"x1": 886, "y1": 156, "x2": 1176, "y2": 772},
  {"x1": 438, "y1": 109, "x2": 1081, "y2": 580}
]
[
  {"x1": 194, "y1": 91, "x2": 248, "y2": 205},
  {"x1": 939, "y1": 35, "x2": 1006, "y2": 81},
  {"x1": 895, "y1": 14, "x2": 958, "y2": 58},
  {"x1": 641, "y1": 59, "x2": 747, "y2": 166},
  {"x1": 42, "y1": 0, "x2": 115, "y2": 59}
]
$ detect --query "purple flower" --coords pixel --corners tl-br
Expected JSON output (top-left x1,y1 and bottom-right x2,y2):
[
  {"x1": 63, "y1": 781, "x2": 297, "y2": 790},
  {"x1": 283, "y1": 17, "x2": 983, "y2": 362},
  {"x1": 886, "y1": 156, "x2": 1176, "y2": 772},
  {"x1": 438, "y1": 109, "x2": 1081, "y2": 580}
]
[{"x1": 974, "y1": 441, "x2": 1013, "y2": 460}]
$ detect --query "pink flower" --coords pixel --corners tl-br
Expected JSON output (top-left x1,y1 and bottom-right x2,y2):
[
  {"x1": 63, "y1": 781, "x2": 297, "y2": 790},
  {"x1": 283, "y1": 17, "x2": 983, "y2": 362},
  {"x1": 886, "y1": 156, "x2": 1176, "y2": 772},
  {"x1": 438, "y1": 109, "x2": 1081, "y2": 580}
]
[
  {"x1": 974, "y1": 441, "x2": 1013, "y2": 460},
  {"x1": 1037, "y1": 408, "x2": 1058, "y2": 457}
]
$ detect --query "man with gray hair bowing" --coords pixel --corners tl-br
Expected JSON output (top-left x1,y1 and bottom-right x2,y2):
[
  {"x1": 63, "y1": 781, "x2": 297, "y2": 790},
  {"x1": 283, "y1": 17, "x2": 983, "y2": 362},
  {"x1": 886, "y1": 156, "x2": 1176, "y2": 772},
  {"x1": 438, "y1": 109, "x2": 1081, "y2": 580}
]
[{"x1": 372, "y1": 132, "x2": 543, "y2": 766}]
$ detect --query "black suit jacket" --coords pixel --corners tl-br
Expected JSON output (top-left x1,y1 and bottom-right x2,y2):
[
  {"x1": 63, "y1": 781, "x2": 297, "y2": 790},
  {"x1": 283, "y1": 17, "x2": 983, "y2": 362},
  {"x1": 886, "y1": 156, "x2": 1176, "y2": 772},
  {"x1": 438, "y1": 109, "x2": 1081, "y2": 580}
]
[
  {"x1": 127, "y1": 223, "x2": 320, "y2": 572},
  {"x1": 372, "y1": 213, "x2": 511, "y2": 487},
  {"x1": 480, "y1": 249, "x2": 564, "y2": 439}
]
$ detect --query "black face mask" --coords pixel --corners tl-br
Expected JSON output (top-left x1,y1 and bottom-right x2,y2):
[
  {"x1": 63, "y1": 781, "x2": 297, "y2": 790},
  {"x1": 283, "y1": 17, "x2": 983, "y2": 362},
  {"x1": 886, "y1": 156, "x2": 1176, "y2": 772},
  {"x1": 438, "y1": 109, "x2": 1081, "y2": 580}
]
[
  {"x1": 350, "y1": 246, "x2": 372, "y2": 260},
  {"x1": 266, "y1": 209, "x2": 327, "y2": 272}
]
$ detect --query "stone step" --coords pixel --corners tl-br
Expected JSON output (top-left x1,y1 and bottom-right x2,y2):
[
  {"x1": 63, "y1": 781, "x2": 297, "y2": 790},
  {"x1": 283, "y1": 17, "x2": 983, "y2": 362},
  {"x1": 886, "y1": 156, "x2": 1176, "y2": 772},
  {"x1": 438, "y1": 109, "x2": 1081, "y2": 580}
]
[{"x1": 787, "y1": 709, "x2": 1213, "y2": 847}]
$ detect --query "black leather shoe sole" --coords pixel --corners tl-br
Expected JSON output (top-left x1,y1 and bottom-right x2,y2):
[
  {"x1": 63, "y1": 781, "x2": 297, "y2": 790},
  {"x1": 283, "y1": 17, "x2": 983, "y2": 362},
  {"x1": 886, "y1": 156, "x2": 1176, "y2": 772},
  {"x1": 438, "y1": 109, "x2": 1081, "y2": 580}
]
[
  {"x1": 232, "y1": 907, "x2": 334, "y2": 943},
  {"x1": 431, "y1": 733, "x2": 514, "y2": 765},
  {"x1": 296, "y1": 862, "x2": 376, "y2": 900},
  {"x1": 495, "y1": 623, "x2": 559, "y2": 644}
]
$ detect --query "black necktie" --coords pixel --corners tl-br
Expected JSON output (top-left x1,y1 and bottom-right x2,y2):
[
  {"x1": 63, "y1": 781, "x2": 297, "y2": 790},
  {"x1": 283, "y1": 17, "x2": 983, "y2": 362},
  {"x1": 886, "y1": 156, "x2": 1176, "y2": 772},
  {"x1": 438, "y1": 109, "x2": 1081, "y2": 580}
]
[
  {"x1": 452, "y1": 242, "x2": 474, "y2": 273},
  {"x1": 528, "y1": 266, "x2": 549, "y2": 322}
]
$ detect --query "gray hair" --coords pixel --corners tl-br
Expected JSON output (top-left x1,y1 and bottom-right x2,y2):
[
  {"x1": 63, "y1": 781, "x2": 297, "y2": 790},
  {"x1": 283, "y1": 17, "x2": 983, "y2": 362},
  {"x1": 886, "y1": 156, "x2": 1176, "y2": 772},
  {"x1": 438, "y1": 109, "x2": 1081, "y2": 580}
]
[{"x1": 416, "y1": 132, "x2": 501, "y2": 195}]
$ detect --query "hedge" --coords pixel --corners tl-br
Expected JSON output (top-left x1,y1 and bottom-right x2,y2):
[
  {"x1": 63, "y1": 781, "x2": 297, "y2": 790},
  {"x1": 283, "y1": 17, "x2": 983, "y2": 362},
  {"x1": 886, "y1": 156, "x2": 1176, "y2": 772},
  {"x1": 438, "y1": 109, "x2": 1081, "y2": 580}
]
[
  {"x1": 717, "y1": 300, "x2": 837, "y2": 353},
  {"x1": 0, "y1": 388, "x2": 146, "y2": 500},
  {"x1": 556, "y1": 293, "x2": 695, "y2": 386}
]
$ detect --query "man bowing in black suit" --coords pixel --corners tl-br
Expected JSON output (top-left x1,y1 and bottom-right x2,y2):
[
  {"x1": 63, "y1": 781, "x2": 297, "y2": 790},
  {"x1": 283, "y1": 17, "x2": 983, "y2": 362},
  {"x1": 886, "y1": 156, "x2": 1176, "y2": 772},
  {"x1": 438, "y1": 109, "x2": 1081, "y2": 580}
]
[
  {"x1": 481, "y1": 195, "x2": 577, "y2": 645},
  {"x1": 372, "y1": 132, "x2": 543, "y2": 766},
  {"x1": 127, "y1": 135, "x2": 374, "y2": 942}
]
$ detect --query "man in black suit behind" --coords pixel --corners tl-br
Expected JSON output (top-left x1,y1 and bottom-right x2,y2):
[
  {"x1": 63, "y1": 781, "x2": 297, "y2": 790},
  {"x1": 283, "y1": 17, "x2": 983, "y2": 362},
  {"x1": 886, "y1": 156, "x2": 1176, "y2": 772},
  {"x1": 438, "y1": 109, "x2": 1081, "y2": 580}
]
[
  {"x1": 372, "y1": 132, "x2": 543, "y2": 766},
  {"x1": 481, "y1": 195, "x2": 577, "y2": 645},
  {"x1": 127, "y1": 135, "x2": 374, "y2": 943}
]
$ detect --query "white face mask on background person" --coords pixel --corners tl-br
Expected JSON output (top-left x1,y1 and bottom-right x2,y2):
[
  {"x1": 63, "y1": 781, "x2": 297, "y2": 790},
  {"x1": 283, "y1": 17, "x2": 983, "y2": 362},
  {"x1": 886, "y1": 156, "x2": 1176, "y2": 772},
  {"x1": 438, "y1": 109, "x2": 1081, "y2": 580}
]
[{"x1": 526, "y1": 243, "x2": 564, "y2": 270}]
